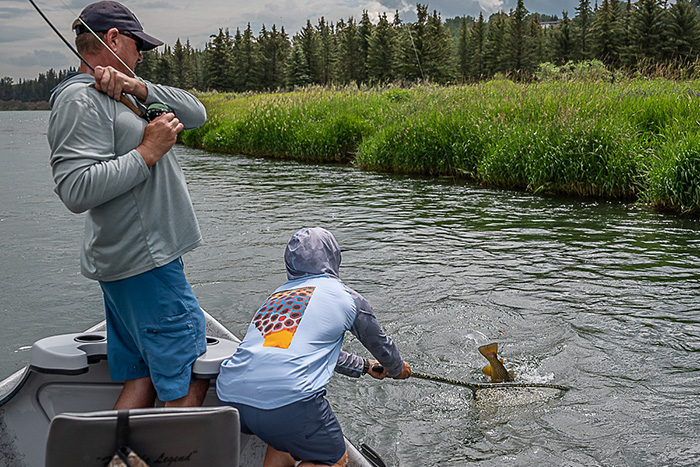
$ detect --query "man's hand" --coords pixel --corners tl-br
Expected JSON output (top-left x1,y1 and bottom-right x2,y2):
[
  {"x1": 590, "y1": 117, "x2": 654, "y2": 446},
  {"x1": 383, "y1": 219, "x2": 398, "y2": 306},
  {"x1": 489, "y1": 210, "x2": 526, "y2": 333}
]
[
  {"x1": 94, "y1": 66, "x2": 147, "y2": 102},
  {"x1": 136, "y1": 113, "x2": 183, "y2": 167},
  {"x1": 367, "y1": 360, "x2": 386, "y2": 380},
  {"x1": 393, "y1": 362, "x2": 412, "y2": 380},
  {"x1": 368, "y1": 361, "x2": 412, "y2": 380}
]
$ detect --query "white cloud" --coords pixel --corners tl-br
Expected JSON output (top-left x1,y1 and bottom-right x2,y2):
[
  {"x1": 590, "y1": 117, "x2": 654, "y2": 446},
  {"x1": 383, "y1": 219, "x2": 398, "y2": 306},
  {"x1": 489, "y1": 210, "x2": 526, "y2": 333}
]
[
  {"x1": 478, "y1": 0, "x2": 505, "y2": 14},
  {"x1": 7, "y1": 49, "x2": 70, "y2": 68}
]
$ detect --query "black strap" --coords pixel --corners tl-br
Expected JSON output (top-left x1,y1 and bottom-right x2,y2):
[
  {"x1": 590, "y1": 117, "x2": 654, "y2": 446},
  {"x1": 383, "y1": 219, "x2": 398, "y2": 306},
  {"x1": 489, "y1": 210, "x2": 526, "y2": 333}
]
[{"x1": 116, "y1": 410, "x2": 130, "y2": 448}]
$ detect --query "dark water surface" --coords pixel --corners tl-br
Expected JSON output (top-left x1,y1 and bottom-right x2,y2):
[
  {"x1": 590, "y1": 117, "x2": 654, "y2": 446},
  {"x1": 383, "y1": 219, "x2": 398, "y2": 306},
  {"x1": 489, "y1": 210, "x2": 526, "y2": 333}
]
[{"x1": 2, "y1": 111, "x2": 699, "y2": 466}]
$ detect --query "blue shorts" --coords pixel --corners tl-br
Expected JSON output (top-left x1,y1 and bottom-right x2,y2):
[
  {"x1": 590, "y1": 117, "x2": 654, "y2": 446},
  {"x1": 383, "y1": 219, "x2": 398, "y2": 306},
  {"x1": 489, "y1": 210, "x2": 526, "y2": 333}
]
[
  {"x1": 100, "y1": 258, "x2": 206, "y2": 401},
  {"x1": 221, "y1": 392, "x2": 346, "y2": 465}
]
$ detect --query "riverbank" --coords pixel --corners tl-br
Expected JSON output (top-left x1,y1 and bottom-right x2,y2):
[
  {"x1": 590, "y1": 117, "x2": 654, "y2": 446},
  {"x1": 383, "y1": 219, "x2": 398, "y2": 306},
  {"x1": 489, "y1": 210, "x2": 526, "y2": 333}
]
[
  {"x1": 181, "y1": 79, "x2": 700, "y2": 215},
  {"x1": 0, "y1": 100, "x2": 50, "y2": 111}
]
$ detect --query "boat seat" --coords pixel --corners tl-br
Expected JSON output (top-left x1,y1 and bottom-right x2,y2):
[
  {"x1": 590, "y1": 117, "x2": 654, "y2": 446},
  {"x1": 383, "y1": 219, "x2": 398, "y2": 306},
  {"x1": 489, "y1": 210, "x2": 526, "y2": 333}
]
[
  {"x1": 30, "y1": 332, "x2": 239, "y2": 378},
  {"x1": 192, "y1": 336, "x2": 240, "y2": 379},
  {"x1": 45, "y1": 406, "x2": 240, "y2": 467}
]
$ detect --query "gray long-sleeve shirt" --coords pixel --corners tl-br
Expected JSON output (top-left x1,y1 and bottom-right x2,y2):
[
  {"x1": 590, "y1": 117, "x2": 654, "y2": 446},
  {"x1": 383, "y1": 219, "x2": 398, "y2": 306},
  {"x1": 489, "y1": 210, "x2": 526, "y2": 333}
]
[{"x1": 48, "y1": 73, "x2": 206, "y2": 282}]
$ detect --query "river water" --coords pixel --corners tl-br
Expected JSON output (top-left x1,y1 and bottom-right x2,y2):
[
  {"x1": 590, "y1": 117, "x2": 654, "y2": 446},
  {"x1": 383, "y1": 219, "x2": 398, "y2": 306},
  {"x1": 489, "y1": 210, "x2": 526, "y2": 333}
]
[{"x1": 1, "y1": 110, "x2": 699, "y2": 466}]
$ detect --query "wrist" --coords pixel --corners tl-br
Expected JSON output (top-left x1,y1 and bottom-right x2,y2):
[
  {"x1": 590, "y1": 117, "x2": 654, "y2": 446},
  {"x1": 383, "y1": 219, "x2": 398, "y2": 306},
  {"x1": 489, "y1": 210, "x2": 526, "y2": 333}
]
[
  {"x1": 362, "y1": 358, "x2": 369, "y2": 375},
  {"x1": 126, "y1": 78, "x2": 148, "y2": 102},
  {"x1": 135, "y1": 145, "x2": 159, "y2": 167}
]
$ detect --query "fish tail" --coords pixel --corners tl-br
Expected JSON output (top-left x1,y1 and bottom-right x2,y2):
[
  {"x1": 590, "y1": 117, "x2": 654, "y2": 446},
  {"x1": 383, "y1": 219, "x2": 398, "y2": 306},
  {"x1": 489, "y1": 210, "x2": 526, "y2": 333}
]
[{"x1": 478, "y1": 342, "x2": 498, "y2": 358}]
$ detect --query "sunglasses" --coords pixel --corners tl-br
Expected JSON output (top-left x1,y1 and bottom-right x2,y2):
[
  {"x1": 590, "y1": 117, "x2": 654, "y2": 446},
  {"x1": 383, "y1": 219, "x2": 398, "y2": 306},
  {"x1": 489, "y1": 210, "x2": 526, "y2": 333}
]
[{"x1": 120, "y1": 31, "x2": 143, "y2": 52}]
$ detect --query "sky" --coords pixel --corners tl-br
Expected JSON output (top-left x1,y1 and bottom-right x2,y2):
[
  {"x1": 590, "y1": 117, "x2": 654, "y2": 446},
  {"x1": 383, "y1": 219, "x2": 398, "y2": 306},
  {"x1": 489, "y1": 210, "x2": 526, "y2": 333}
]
[{"x1": 0, "y1": 0, "x2": 579, "y2": 81}]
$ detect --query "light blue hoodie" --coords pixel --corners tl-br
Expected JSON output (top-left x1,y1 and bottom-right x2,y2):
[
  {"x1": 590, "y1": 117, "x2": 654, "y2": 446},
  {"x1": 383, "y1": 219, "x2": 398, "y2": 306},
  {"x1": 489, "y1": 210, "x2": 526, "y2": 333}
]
[
  {"x1": 217, "y1": 227, "x2": 405, "y2": 409},
  {"x1": 48, "y1": 73, "x2": 206, "y2": 281}
]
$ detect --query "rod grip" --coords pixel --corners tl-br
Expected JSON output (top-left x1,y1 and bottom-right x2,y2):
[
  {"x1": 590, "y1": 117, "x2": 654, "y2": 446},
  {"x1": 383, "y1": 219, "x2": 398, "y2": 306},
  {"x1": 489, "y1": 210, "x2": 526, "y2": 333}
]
[{"x1": 119, "y1": 94, "x2": 143, "y2": 117}]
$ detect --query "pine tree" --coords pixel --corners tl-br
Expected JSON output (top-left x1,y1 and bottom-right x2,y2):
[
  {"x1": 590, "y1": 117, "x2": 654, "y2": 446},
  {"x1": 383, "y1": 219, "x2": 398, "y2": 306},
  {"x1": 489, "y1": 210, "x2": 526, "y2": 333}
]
[
  {"x1": 285, "y1": 36, "x2": 313, "y2": 88},
  {"x1": 553, "y1": 11, "x2": 577, "y2": 63},
  {"x1": 258, "y1": 25, "x2": 290, "y2": 90},
  {"x1": 469, "y1": 12, "x2": 487, "y2": 80},
  {"x1": 485, "y1": 11, "x2": 509, "y2": 76},
  {"x1": 367, "y1": 13, "x2": 398, "y2": 83},
  {"x1": 668, "y1": 0, "x2": 700, "y2": 59},
  {"x1": 172, "y1": 38, "x2": 195, "y2": 89},
  {"x1": 457, "y1": 16, "x2": 470, "y2": 81},
  {"x1": 357, "y1": 11, "x2": 374, "y2": 84},
  {"x1": 297, "y1": 20, "x2": 320, "y2": 84},
  {"x1": 336, "y1": 18, "x2": 364, "y2": 84},
  {"x1": 205, "y1": 28, "x2": 235, "y2": 91},
  {"x1": 629, "y1": 0, "x2": 666, "y2": 63},
  {"x1": 136, "y1": 50, "x2": 158, "y2": 81},
  {"x1": 0, "y1": 77, "x2": 14, "y2": 101},
  {"x1": 187, "y1": 39, "x2": 204, "y2": 90},
  {"x1": 590, "y1": 0, "x2": 624, "y2": 65},
  {"x1": 575, "y1": 0, "x2": 593, "y2": 59},
  {"x1": 506, "y1": 0, "x2": 534, "y2": 77},
  {"x1": 423, "y1": 9, "x2": 456, "y2": 83},
  {"x1": 315, "y1": 18, "x2": 336, "y2": 85},
  {"x1": 155, "y1": 45, "x2": 173, "y2": 86},
  {"x1": 231, "y1": 25, "x2": 260, "y2": 91},
  {"x1": 399, "y1": 4, "x2": 429, "y2": 82},
  {"x1": 530, "y1": 14, "x2": 548, "y2": 69}
]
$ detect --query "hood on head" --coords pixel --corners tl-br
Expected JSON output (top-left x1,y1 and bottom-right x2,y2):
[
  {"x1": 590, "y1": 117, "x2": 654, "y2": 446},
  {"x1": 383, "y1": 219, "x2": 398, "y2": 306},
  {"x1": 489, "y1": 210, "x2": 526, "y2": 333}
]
[
  {"x1": 49, "y1": 72, "x2": 95, "y2": 107},
  {"x1": 285, "y1": 227, "x2": 341, "y2": 280}
]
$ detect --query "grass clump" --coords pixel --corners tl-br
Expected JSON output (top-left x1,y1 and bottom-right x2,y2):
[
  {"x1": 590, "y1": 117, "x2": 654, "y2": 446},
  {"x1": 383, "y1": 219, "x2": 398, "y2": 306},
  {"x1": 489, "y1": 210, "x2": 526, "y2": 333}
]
[
  {"x1": 642, "y1": 135, "x2": 700, "y2": 215},
  {"x1": 182, "y1": 78, "x2": 700, "y2": 215}
]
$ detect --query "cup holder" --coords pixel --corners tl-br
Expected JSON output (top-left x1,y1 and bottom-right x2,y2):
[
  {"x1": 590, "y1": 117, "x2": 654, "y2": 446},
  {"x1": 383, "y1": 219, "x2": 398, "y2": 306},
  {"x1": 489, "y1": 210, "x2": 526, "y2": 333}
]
[
  {"x1": 74, "y1": 334, "x2": 106, "y2": 343},
  {"x1": 206, "y1": 337, "x2": 219, "y2": 346}
]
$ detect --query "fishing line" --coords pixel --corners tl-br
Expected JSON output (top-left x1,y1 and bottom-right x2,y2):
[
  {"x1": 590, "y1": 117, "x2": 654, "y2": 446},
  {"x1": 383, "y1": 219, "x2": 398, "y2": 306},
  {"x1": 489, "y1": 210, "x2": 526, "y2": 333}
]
[
  {"x1": 405, "y1": 23, "x2": 425, "y2": 82},
  {"x1": 27, "y1": 0, "x2": 94, "y2": 72},
  {"x1": 27, "y1": 0, "x2": 143, "y2": 117},
  {"x1": 28, "y1": 0, "x2": 170, "y2": 120}
]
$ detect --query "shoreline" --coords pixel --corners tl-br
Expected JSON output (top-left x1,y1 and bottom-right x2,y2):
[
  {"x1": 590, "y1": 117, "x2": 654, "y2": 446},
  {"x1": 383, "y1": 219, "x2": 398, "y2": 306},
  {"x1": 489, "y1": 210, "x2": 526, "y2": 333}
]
[{"x1": 181, "y1": 80, "x2": 700, "y2": 216}]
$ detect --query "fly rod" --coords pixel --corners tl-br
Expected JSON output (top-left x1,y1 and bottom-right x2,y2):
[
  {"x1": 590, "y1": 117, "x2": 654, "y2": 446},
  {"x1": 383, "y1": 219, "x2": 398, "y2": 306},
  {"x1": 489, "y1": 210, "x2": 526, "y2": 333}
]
[{"x1": 27, "y1": 0, "x2": 144, "y2": 118}]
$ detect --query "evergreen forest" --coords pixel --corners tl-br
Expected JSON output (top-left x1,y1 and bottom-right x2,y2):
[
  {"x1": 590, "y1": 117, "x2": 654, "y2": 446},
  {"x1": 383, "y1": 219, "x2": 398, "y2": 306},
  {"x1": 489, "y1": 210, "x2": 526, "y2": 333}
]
[{"x1": 3, "y1": 0, "x2": 700, "y2": 105}]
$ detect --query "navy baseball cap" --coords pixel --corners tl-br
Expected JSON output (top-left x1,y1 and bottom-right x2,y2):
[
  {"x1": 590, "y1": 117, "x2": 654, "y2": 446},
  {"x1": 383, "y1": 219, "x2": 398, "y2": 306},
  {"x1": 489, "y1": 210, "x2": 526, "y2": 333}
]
[{"x1": 73, "y1": 1, "x2": 163, "y2": 51}]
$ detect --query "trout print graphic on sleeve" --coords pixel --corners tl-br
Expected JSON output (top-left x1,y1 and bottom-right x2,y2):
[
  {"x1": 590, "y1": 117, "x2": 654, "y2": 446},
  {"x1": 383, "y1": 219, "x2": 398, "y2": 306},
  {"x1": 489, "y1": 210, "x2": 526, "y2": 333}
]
[{"x1": 253, "y1": 287, "x2": 315, "y2": 348}]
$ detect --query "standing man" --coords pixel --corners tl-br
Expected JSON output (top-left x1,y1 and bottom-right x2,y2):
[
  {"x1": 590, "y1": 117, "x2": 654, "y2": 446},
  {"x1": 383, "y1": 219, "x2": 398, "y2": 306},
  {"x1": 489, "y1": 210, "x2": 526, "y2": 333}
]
[{"x1": 47, "y1": 1, "x2": 208, "y2": 409}]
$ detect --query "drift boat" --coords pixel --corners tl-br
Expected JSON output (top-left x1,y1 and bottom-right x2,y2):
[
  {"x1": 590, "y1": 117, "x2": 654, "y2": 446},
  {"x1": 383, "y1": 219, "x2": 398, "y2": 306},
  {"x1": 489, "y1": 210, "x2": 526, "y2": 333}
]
[{"x1": 0, "y1": 311, "x2": 385, "y2": 467}]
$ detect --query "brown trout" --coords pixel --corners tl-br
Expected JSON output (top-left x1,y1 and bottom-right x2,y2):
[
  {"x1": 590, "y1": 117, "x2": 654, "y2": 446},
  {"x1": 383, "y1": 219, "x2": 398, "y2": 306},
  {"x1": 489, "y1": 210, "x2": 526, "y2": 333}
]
[{"x1": 478, "y1": 342, "x2": 514, "y2": 383}]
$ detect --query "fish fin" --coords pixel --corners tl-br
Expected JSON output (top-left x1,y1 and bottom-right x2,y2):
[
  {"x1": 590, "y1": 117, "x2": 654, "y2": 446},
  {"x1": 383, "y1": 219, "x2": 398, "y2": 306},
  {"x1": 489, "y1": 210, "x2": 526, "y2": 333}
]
[
  {"x1": 509, "y1": 370, "x2": 514, "y2": 380},
  {"x1": 478, "y1": 342, "x2": 498, "y2": 357},
  {"x1": 483, "y1": 360, "x2": 504, "y2": 375}
]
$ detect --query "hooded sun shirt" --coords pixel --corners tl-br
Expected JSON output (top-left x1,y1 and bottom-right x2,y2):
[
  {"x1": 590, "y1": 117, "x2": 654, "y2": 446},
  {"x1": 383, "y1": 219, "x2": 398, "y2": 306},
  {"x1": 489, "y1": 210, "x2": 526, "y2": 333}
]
[
  {"x1": 217, "y1": 227, "x2": 405, "y2": 409},
  {"x1": 48, "y1": 73, "x2": 206, "y2": 282}
]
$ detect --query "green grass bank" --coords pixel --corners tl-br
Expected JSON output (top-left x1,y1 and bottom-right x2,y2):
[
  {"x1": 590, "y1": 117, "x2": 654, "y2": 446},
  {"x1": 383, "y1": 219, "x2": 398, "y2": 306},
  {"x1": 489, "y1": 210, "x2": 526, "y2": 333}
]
[{"x1": 181, "y1": 79, "x2": 700, "y2": 215}]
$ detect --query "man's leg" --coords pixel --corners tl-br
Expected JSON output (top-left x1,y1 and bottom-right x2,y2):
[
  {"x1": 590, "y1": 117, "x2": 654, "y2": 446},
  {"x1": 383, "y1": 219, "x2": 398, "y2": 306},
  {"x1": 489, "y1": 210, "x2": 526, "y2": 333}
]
[
  {"x1": 164, "y1": 379, "x2": 210, "y2": 407},
  {"x1": 102, "y1": 260, "x2": 208, "y2": 408},
  {"x1": 113, "y1": 377, "x2": 157, "y2": 410},
  {"x1": 299, "y1": 451, "x2": 347, "y2": 467},
  {"x1": 262, "y1": 446, "x2": 348, "y2": 467}
]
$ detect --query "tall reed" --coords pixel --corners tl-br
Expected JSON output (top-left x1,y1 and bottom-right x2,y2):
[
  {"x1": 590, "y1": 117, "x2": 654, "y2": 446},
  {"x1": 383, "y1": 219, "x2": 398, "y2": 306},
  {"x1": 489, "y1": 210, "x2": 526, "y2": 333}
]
[{"x1": 182, "y1": 79, "x2": 700, "y2": 214}]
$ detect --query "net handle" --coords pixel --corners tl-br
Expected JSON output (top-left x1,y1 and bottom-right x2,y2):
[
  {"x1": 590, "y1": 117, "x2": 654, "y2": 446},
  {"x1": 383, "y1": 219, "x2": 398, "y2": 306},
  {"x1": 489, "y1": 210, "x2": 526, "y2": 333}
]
[{"x1": 373, "y1": 366, "x2": 569, "y2": 394}]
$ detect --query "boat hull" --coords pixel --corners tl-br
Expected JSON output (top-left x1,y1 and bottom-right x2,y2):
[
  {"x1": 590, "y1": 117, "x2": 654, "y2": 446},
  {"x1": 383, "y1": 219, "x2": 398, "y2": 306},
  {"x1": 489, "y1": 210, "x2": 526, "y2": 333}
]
[{"x1": 0, "y1": 313, "x2": 379, "y2": 467}]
